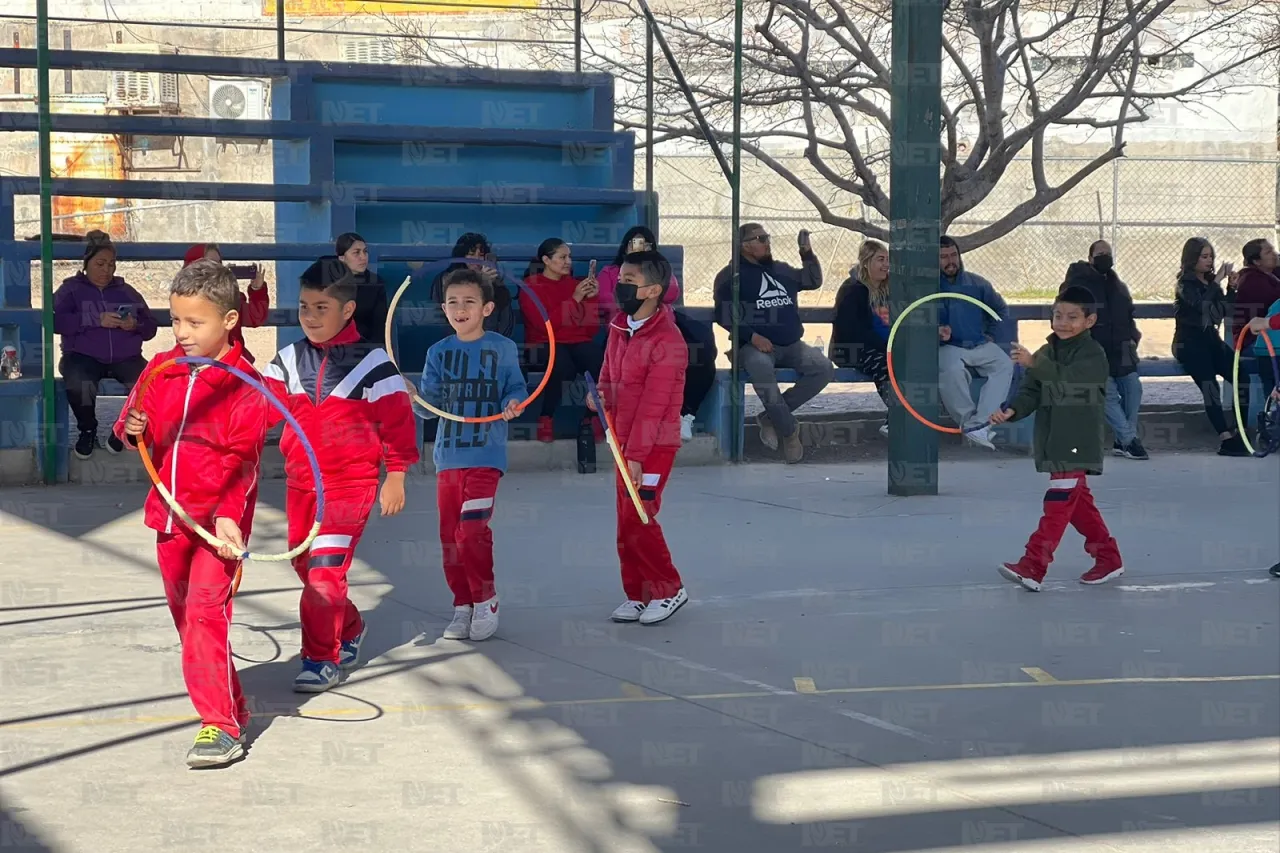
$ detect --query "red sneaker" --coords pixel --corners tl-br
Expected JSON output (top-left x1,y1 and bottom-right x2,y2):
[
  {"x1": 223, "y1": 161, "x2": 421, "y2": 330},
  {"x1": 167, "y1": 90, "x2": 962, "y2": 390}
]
[
  {"x1": 536, "y1": 416, "x2": 555, "y2": 443},
  {"x1": 1079, "y1": 564, "x2": 1124, "y2": 585},
  {"x1": 997, "y1": 562, "x2": 1043, "y2": 592}
]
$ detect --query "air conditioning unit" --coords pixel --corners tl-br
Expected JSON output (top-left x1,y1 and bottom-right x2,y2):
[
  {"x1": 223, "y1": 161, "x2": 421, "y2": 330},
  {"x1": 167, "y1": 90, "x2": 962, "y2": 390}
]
[
  {"x1": 104, "y1": 44, "x2": 179, "y2": 111},
  {"x1": 208, "y1": 78, "x2": 269, "y2": 121}
]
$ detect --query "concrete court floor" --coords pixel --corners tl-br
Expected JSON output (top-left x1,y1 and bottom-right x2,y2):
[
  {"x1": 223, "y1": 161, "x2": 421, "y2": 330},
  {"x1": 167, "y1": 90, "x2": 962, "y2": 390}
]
[{"x1": 0, "y1": 453, "x2": 1278, "y2": 853}]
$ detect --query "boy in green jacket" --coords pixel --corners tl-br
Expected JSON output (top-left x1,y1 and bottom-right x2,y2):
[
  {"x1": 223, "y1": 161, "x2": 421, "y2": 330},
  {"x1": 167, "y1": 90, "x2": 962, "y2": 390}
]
[{"x1": 990, "y1": 285, "x2": 1124, "y2": 591}]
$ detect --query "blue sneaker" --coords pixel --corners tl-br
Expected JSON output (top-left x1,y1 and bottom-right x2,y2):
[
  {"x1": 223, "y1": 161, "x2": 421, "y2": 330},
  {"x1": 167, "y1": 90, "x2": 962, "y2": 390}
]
[
  {"x1": 293, "y1": 658, "x2": 340, "y2": 693},
  {"x1": 339, "y1": 624, "x2": 367, "y2": 672}
]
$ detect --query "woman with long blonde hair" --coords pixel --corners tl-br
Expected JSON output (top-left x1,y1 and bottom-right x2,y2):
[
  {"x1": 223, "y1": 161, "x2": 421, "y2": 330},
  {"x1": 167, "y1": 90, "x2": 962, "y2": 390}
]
[{"x1": 830, "y1": 239, "x2": 893, "y2": 436}]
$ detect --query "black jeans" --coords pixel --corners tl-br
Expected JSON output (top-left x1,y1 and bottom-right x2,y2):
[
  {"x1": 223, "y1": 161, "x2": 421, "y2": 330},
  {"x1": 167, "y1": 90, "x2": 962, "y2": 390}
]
[
  {"x1": 1174, "y1": 335, "x2": 1248, "y2": 436},
  {"x1": 60, "y1": 351, "x2": 147, "y2": 434},
  {"x1": 674, "y1": 311, "x2": 717, "y2": 418},
  {"x1": 525, "y1": 341, "x2": 605, "y2": 417}
]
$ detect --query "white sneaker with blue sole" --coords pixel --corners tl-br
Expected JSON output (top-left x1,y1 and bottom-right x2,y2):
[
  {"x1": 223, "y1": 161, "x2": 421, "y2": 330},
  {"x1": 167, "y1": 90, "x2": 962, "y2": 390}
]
[
  {"x1": 338, "y1": 624, "x2": 367, "y2": 672},
  {"x1": 293, "y1": 658, "x2": 340, "y2": 693}
]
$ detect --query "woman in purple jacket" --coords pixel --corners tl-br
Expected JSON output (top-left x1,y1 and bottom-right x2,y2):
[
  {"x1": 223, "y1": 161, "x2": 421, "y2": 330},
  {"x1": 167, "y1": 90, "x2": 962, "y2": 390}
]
[{"x1": 53, "y1": 231, "x2": 158, "y2": 459}]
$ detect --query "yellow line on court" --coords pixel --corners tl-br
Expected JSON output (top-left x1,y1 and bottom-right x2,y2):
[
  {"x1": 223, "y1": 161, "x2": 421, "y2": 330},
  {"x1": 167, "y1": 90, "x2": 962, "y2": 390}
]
[
  {"x1": 793, "y1": 677, "x2": 818, "y2": 693},
  {"x1": 5, "y1": 673, "x2": 1277, "y2": 732},
  {"x1": 619, "y1": 682, "x2": 648, "y2": 699},
  {"x1": 1020, "y1": 667, "x2": 1058, "y2": 683}
]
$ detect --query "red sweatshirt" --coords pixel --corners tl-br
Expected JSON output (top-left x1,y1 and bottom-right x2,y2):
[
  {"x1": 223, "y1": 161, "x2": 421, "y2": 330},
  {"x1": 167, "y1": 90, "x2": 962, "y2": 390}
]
[
  {"x1": 112, "y1": 342, "x2": 268, "y2": 535},
  {"x1": 1232, "y1": 266, "x2": 1280, "y2": 349},
  {"x1": 519, "y1": 273, "x2": 600, "y2": 345},
  {"x1": 183, "y1": 245, "x2": 270, "y2": 361},
  {"x1": 598, "y1": 305, "x2": 687, "y2": 463},
  {"x1": 261, "y1": 320, "x2": 419, "y2": 492}
]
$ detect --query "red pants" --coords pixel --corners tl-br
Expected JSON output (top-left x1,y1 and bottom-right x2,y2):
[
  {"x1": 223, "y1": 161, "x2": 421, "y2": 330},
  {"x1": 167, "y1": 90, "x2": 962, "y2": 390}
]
[
  {"x1": 156, "y1": 529, "x2": 249, "y2": 739},
  {"x1": 617, "y1": 447, "x2": 683, "y2": 602},
  {"x1": 1018, "y1": 471, "x2": 1122, "y2": 579},
  {"x1": 437, "y1": 467, "x2": 502, "y2": 606},
  {"x1": 288, "y1": 484, "x2": 377, "y2": 664}
]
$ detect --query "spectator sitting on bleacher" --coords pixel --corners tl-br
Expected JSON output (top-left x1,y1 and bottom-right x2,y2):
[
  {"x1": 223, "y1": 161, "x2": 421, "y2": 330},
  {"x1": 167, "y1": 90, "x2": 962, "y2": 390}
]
[
  {"x1": 300, "y1": 232, "x2": 389, "y2": 346},
  {"x1": 1232, "y1": 239, "x2": 1280, "y2": 400},
  {"x1": 427, "y1": 232, "x2": 515, "y2": 339},
  {"x1": 183, "y1": 243, "x2": 270, "y2": 361},
  {"x1": 53, "y1": 230, "x2": 158, "y2": 460},
  {"x1": 520, "y1": 238, "x2": 604, "y2": 444},
  {"x1": 831, "y1": 238, "x2": 893, "y2": 438},
  {"x1": 1062, "y1": 240, "x2": 1147, "y2": 460},
  {"x1": 937, "y1": 235, "x2": 1014, "y2": 450},
  {"x1": 713, "y1": 223, "x2": 834, "y2": 464},
  {"x1": 599, "y1": 226, "x2": 716, "y2": 442},
  {"x1": 1173, "y1": 237, "x2": 1249, "y2": 457}
]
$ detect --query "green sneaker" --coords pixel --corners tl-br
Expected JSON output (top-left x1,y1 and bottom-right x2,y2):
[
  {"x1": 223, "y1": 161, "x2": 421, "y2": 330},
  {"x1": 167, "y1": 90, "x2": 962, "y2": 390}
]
[{"x1": 185, "y1": 725, "x2": 244, "y2": 768}]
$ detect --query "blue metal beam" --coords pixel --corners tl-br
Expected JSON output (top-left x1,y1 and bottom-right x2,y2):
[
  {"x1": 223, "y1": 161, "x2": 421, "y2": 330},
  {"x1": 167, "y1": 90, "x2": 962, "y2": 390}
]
[
  {"x1": 0, "y1": 177, "x2": 641, "y2": 206},
  {"x1": 0, "y1": 112, "x2": 634, "y2": 152}
]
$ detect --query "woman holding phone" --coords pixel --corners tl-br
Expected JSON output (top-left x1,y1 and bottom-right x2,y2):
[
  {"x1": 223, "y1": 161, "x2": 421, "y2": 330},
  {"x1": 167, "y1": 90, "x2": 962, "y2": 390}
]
[
  {"x1": 1172, "y1": 236, "x2": 1250, "y2": 456},
  {"x1": 597, "y1": 226, "x2": 716, "y2": 441},
  {"x1": 53, "y1": 230, "x2": 158, "y2": 459},
  {"x1": 183, "y1": 243, "x2": 270, "y2": 360},
  {"x1": 520, "y1": 237, "x2": 603, "y2": 442}
]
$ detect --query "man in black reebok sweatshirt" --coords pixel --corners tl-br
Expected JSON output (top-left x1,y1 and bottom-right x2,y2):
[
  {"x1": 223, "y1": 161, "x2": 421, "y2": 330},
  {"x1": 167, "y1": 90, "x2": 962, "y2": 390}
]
[{"x1": 714, "y1": 223, "x2": 835, "y2": 462}]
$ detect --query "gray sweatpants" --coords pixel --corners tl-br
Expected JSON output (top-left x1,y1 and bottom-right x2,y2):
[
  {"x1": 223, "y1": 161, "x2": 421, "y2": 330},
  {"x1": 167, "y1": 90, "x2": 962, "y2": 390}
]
[
  {"x1": 939, "y1": 342, "x2": 1015, "y2": 431},
  {"x1": 739, "y1": 341, "x2": 836, "y2": 437}
]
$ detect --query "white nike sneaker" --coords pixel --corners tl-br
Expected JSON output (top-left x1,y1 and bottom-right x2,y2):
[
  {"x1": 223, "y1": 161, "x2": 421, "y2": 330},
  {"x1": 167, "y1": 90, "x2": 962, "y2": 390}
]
[
  {"x1": 469, "y1": 596, "x2": 499, "y2": 641},
  {"x1": 965, "y1": 426, "x2": 997, "y2": 450},
  {"x1": 639, "y1": 588, "x2": 689, "y2": 625},
  {"x1": 443, "y1": 606, "x2": 472, "y2": 640},
  {"x1": 680, "y1": 414, "x2": 695, "y2": 442},
  {"x1": 610, "y1": 600, "x2": 645, "y2": 623}
]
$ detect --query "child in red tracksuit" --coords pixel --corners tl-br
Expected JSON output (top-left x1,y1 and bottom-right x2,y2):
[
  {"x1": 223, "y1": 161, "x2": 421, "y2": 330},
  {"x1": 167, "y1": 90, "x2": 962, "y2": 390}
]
[
  {"x1": 113, "y1": 260, "x2": 269, "y2": 768},
  {"x1": 990, "y1": 285, "x2": 1124, "y2": 591},
  {"x1": 262, "y1": 275, "x2": 419, "y2": 693},
  {"x1": 591, "y1": 249, "x2": 690, "y2": 624}
]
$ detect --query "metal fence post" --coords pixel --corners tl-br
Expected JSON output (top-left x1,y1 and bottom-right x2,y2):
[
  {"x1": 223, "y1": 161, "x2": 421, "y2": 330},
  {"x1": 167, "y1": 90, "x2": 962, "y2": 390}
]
[
  {"x1": 573, "y1": 0, "x2": 582, "y2": 73},
  {"x1": 1111, "y1": 158, "x2": 1120, "y2": 255},
  {"x1": 645, "y1": 25, "x2": 655, "y2": 233},
  {"x1": 276, "y1": 0, "x2": 285, "y2": 61}
]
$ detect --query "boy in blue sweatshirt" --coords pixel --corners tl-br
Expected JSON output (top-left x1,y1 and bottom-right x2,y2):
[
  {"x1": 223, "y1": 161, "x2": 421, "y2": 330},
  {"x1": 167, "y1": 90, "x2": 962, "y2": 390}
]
[{"x1": 418, "y1": 268, "x2": 527, "y2": 642}]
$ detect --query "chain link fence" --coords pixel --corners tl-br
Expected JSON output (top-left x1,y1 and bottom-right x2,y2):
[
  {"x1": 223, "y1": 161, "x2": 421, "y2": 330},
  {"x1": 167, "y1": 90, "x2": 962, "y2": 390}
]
[{"x1": 655, "y1": 153, "x2": 1280, "y2": 306}]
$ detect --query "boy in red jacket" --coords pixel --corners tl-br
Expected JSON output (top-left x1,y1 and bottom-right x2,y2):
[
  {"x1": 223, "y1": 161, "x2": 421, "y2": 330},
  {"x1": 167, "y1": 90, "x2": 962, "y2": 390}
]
[
  {"x1": 113, "y1": 260, "x2": 269, "y2": 768},
  {"x1": 589, "y1": 250, "x2": 690, "y2": 624},
  {"x1": 262, "y1": 275, "x2": 419, "y2": 693}
]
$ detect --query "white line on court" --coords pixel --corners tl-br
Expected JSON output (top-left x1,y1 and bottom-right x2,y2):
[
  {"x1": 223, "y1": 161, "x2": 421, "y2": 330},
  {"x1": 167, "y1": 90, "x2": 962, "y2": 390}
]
[
  {"x1": 1115, "y1": 582, "x2": 1218, "y2": 592},
  {"x1": 614, "y1": 638, "x2": 936, "y2": 744}
]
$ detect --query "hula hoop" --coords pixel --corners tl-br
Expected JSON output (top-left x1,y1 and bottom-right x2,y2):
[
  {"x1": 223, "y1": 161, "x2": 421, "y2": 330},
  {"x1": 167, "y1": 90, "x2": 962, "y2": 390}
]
[
  {"x1": 384, "y1": 257, "x2": 556, "y2": 423},
  {"x1": 133, "y1": 356, "x2": 325, "y2": 581},
  {"x1": 1232, "y1": 323, "x2": 1280, "y2": 456},
  {"x1": 584, "y1": 372, "x2": 650, "y2": 524},
  {"x1": 887, "y1": 291, "x2": 1006, "y2": 434}
]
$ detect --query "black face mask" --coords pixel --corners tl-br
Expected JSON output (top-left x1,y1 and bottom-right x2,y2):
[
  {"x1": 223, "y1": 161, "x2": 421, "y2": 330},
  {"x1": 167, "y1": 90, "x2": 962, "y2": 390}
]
[
  {"x1": 1092, "y1": 254, "x2": 1114, "y2": 274},
  {"x1": 615, "y1": 283, "x2": 646, "y2": 317}
]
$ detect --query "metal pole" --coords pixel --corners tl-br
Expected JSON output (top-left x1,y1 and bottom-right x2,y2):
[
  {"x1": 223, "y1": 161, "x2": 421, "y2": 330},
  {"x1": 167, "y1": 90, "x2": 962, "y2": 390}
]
[
  {"x1": 645, "y1": 25, "x2": 655, "y2": 233},
  {"x1": 573, "y1": 0, "x2": 582, "y2": 73},
  {"x1": 37, "y1": 0, "x2": 56, "y2": 484},
  {"x1": 276, "y1": 0, "x2": 285, "y2": 61},
  {"x1": 1111, "y1": 157, "x2": 1120, "y2": 253},
  {"x1": 886, "y1": 0, "x2": 943, "y2": 495},
  {"x1": 729, "y1": 0, "x2": 743, "y2": 461}
]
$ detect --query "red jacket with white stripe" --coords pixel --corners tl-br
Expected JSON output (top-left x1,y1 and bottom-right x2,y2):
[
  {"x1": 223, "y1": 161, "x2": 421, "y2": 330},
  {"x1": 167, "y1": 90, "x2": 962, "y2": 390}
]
[
  {"x1": 262, "y1": 320, "x2": 419, "y2": 491},
  {"x1": 112, "y1": 342, "x2": 269, "y2": 535},
  {"x1": 598, "y1": 305, "x2": 688, "y2": 463}
]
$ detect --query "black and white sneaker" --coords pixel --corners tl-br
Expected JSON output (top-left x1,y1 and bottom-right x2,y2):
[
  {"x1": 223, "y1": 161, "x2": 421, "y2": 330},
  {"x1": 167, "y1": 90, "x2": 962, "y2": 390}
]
[
  {"x1": 1112, "y1": 441, "x2": 1125, "y2": 457},
  {"x1": 1269, "y1": 562, "x2": 1279, "y2": 579},
  {"x1": 1122, "y1": 439, "x2": 1149, "y2": 460},
  {"x1": 73, "y1": 430, "x2": 96, "y2": 460},
  {"x1": 105, "y1": 433, "x2": 125, "y2": 454},
  {"x1": 639, "y1": 588, "x2": 689, "y2": 625},
  {"x1": 610, "y1": 600, "x2": 644, "y2": 623}
]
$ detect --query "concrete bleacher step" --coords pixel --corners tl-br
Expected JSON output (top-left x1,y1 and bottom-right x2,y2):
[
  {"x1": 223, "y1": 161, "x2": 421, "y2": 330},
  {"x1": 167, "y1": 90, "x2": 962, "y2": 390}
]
[{"x1": 66, "y1": 436, "x2": 723, "y2": 486}]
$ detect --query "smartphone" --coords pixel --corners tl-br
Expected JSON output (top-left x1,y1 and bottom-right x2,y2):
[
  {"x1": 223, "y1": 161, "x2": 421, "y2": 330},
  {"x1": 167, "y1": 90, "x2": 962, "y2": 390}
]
[
  {"x1": 229, "y1": 264, "x2": 258, "y2": 280},
  {"x1": 588, "y1": 259, "x2": 597, "y2": 279},
  {"x1": 628, "y1": 235, "x2": 648, "y2": 253},
  {"x1": 798, "y1": 230, "x2": 811, "y2": 251},
  {"x1": 116, "y1": 304, "x2": 133, "y2": 320}
]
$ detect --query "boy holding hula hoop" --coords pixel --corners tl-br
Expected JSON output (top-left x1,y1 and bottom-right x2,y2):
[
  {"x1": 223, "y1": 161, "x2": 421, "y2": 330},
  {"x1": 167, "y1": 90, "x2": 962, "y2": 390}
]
[
  {"x1": 113, "y1": 260, "x2": 270, "y2": 768},
  {"x1": 1246, "y1": 311, "x2": 1280, "y2": 579},
  {"x1": 417, "y1": 268, "x2": 527, "y2": 642},
  {"x1": 263, "y1": 275, "x2": 419, "y2": 693},
  {"x1": 990, "y1": 285, "x2": 1125, "y2": 591},
  {"x1": 589, "y1": 250, "x2": 690, "y2": 624}
]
